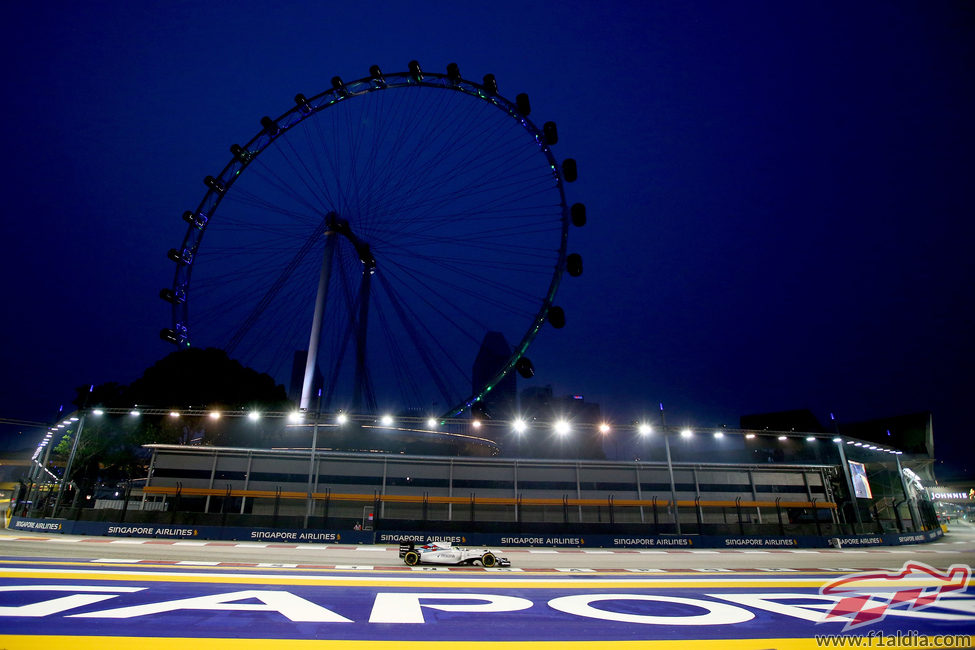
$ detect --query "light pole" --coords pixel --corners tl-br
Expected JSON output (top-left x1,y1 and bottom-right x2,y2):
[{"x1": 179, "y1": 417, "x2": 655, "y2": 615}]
[
  {"x1": 304, "y1": 388, "x2": 323, "y2": 528},
  {"x1": 663, "y1": 430, "x2": 681, "y2": 535},
  {"x1": 52, "y1": 386, "x2": 93, "y2": 518},
  {"x1": 657, "y1": 403, "x2": 682, "y2": 534},
  {"x1": 51, "y1": 412, "x2": 87, "y2": 518}
]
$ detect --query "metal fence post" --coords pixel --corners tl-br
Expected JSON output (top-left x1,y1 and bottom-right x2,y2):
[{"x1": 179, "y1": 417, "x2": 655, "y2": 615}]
[
  {"x1": 321, "y1": 488, "x2": 331, "y2": 529},
  {"x1": 272, "y1": 486, "x2": 281, "y2": 528},
  {"x1": 220, "y1": 483, "x2": 231, "y2": 527},
  {"x1": 120, "y1": 481, "x2": 131, "y2": 523},
  {"x1": 373, "y1": 490, "x2": 382, "y2": 531},
  {"x1": 775, "y1": 497, "x2": 785, "y2": 536},
  {"x1": 170, "y1": 482, "x2": 182, "y2": 525}
]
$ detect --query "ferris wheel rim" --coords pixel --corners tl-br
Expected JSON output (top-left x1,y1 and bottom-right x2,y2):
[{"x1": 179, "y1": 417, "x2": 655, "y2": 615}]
[{"x1": 166, "y1": 63, "x2": 572, "y2": 418}]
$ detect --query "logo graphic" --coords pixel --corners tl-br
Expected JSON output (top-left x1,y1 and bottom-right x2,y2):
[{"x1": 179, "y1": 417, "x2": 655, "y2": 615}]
[
  {"x1": 819, "y1": 561, "x2": 971, "y2": 630},
  {"x1": 848, "y1": 460, "x2": 873, "y2": 499}
]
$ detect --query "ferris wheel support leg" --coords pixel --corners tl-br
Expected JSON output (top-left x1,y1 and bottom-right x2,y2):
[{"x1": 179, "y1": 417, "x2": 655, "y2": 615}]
[
  {"x1": 353, "y1": 267, "x2": 375, "y2": 412},
  {"x1": 300, "y1": 230, "x2": 338, "y2": 410}
]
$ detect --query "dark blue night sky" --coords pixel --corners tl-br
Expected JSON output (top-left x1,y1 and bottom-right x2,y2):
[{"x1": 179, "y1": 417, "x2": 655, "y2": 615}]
[{"x1": 2, "y1": 3, "x2": 972, "y2": 477}]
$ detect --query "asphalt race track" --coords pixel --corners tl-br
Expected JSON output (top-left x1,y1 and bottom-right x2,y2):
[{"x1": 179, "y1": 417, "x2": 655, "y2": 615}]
[{"x1": 1, "y1": 522, "x2": 973, "y2": 648}]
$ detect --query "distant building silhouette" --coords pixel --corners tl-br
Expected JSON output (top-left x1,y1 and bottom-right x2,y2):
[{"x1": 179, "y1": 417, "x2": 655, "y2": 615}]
[
  {"x1": 471, "y1": 332, "x2": 518, "y2": 422},
  {"x1": 517, "y1": 385, "x2": 605, "y2": 459}
]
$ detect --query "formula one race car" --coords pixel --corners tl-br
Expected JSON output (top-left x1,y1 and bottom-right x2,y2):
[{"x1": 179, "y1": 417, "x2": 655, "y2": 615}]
[{"x1": 398, "y1": 541, "x2": 511, "y2": 567}]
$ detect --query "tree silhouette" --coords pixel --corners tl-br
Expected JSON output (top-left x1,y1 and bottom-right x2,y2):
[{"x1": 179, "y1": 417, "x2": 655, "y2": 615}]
[
  {"x1": 110, "y1": 347, "x2": 287, "y2": 409},
  {"x1": 57, "y1": 348, "x2": 289, "y2": 494}
]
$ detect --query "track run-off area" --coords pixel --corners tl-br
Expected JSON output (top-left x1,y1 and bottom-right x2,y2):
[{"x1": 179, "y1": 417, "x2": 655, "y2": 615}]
[{"x1": 1, "y1": 523, "x2": 974, "y2": 648}]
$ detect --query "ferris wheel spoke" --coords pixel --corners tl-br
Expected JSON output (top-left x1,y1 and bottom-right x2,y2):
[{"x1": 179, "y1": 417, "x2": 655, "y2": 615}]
[
  {"x1": 368, "y1": 131, "x2": 532, "y2": 231},
  {"x1": 380, "y1": 262, "x2": 486, "y2": 344},
  {"x1": 242, "y1": 154, "x2": 334, "y2": 220},
  {"x1": 378, "y1": 211, "x2": 559, "y2": 253},
  {"x1": 412, "y1": 118, "x2": 540, "y2": 192},
  {"x1": 192, "y1": 251, "x2": 305, "y2": 314},
  {"x1": 400, "y1": 221, "x2": 561, "y2": 249},
  {"x1": 388, "y1": 262, "x2": 539, "y2": 318},
  {"x1": 303, "y1": 107, "x2": 339, "y2": 212},
  {"x1": 371, "y1": 299, "x2": 419, "y2": 409},
  {"x1": 374, "y1": 272, "x2": 462, "y2": 408},
  {"x1": 383, "y1": 255, "x2": 536, "y2": 328},
  {"x1": 322, "y1": 324, "x2": 355, "y2": 411},
  {"x1": 224, "y1": 184, "x2": 325, "y2": 229},
  {"x1": 276, "y1": 132, "x2": 340, "y2": 215},
  {"x1": 396, "y1": 133, "x2": 536, "y2": 203},
  {"x1": 363, "y1": 95, "x2": 506, "y2": 228},
  {"x1": 374, "y1": 227, "x2": 557, "y2": 262},
  {"x1": 386, "y1": 99, "x2": 498, "y2": 209},
  {"x1": 383, "y1": 249, "x2": 551, "y2": 273},
  {"x1": 364, "y1": 167, "x2": 552, "y2": 237},
  {"x1": 224, "y1": 220, "x2": 326, "y2": 354},
  {"x1": 234, "y1": 277, "x2": 311, "y2": 374},
  {"x1": 425, "y1": 172, "x2": 556, "y2": 218},
  {"x1": 350, "y1": 91, "x2": 435, "y2": 226},
  {"x1": 373, "y1": 206, "x2": 556, "y2": 231},
  {"x1": 319, "y1": 258, "x2": 361, "y2": 409},
  {"x1": 349, "y1": 92, "x2": 385, "y2": 223},
  {"x1": 380, "y1": 245, "x2": 543, "y2": 306}
]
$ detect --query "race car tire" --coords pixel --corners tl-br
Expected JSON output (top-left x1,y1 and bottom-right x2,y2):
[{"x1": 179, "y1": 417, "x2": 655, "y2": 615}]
[
  {"x1": 481, "y1": 552, "x2": 497, "y2": 567},
  {"x1": 404, "y1": 551, "x2": 420, "y2": 566}
]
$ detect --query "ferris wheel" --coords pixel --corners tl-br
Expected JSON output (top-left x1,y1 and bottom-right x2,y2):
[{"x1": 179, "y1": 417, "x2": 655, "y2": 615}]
[{"x1": 161, "y1": 61, "x2": 585, "y2": 419}]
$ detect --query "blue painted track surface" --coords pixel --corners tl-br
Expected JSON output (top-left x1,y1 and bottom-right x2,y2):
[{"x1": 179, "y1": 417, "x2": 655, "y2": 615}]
[{"x1": 1, "y1": 557, "x2": 973, "y2": 646}]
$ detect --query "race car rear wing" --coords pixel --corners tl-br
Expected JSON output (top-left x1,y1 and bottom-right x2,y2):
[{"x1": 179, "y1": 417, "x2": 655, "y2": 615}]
[{"x1": 398, "y1": 541, "x2": 415, "y2": 558}]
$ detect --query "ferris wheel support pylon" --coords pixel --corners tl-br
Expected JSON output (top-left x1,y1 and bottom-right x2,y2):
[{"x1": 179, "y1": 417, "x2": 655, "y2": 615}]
[
  {"x1": 300, "y1": 212, "x2": 380, "y2": 411},
  {"x1": 300, "y1": 215, "x2": 338, "y2": 411},
  {"x1": 353, "y1": 262, "x2": 375, "y2": 412}
]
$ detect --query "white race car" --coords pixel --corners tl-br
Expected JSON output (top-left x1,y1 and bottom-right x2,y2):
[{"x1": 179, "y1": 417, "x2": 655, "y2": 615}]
[{"x1": 399, "y1": 541, "x2": 511, "y2": 567}]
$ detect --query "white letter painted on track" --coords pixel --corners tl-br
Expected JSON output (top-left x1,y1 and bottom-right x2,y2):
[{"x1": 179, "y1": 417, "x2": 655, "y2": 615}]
[
  {"x1": 708, "y1": 593, "x2": 838, "y2": 623},
  {"x1": 69, "y1": 589, "x2": 353, "y2": 622},
  {"x1": 369, "y1": 593, "x2": 533, "y2": 624},
  {"x1": 547, "y1": 594, "x2": 754, "y2": 625},
  {"x1": 0, "y1": 585, "x2": 145, "y2": 617}
]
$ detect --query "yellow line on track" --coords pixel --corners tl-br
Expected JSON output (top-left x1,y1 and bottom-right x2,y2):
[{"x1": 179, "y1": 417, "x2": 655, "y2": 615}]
[
  {"x1": 0, "y1": 558, "x2": 853, "y2": 576},
  {"x1": 1, "y1": 567, "x2": 963, "y2": 589},
  {"x1": 2, "y1": 637, "x2": 970, "y2": 650}
]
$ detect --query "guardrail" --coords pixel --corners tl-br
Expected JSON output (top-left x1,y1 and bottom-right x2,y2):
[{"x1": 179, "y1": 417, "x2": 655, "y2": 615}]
[{"x1": 5, "y1": 515, "x2": 943, "y2": 549}]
